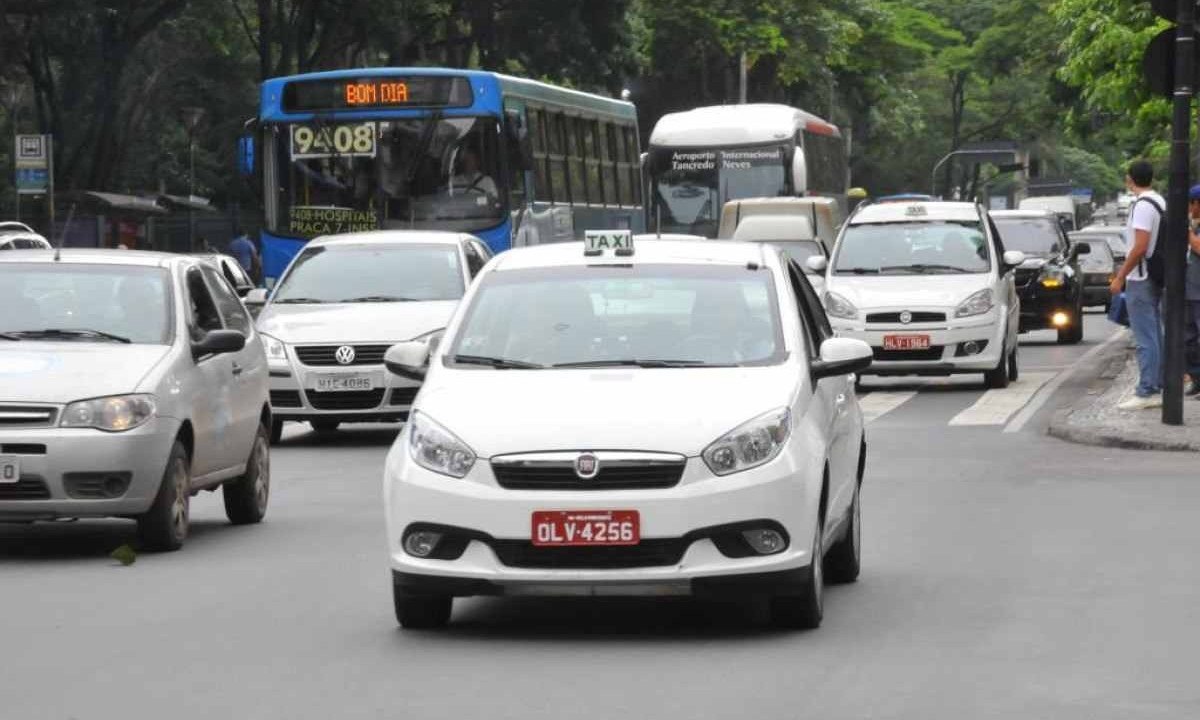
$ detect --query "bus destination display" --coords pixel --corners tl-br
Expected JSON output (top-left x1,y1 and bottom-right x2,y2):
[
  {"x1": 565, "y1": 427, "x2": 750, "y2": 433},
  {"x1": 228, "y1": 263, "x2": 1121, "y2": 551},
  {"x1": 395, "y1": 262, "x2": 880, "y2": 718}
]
[{"x1": 282, "y1": 76, "x2": 473, "y2": 112}]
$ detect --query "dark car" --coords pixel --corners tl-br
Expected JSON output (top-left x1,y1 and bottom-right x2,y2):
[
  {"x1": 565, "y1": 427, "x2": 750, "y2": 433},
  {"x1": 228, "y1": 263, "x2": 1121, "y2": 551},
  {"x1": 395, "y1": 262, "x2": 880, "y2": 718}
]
[
  {"x1": 990, "y1": 209, "x2": 1090, "y2": 344},
  {"x1": 1068, "y1": 232, "x2": 1117, "y2": 310}
]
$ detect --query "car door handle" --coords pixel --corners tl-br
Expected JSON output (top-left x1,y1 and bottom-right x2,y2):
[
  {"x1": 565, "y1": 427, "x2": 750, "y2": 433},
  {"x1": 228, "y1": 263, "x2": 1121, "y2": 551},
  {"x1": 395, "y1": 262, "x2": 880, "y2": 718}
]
[{"x1": 232, "y1": 363, "x2": 244, "y2": 377}]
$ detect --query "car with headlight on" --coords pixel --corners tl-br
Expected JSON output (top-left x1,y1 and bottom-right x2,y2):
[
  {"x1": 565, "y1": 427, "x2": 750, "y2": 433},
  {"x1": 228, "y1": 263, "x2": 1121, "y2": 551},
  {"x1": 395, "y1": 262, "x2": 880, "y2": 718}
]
[
  {"x1": 990, "y1": 209, "x2": 1089, "y2": 344},
  {"x1": 816, "y1": 201, "x2": 1025, "y2": 388},
  {"x1": 252, "y1": 231, "x2": 490, "y2": 442},
  {"x1": 0, "y1": 249, "x2": 271, "y2": 550},
  {"x1": 381, "y1": 232, "x2": 873, "y2": 630}
]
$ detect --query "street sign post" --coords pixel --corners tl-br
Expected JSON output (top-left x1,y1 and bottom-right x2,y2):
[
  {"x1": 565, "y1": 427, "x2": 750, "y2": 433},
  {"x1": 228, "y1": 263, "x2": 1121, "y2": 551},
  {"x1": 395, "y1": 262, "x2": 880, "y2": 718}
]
[{"x1": 13, "y1": 133, "x2": 54, "y2": 230}]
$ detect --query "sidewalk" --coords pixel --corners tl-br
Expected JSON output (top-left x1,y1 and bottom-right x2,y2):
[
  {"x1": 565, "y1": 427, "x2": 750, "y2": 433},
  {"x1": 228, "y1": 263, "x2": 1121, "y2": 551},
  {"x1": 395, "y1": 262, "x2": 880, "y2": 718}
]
[{"x1": 1048, "y1": 332, "x2": 1200, "y2": 452}]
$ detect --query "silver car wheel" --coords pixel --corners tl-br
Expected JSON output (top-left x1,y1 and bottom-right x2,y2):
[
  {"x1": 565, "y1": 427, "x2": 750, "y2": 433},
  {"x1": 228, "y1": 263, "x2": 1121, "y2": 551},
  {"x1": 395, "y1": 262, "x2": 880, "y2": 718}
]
[
  {"x1": 252, "y1": 437, "x2": 270, "y2": 512},
  {"x1": 171, "y1": 458, "x2": 189, "y2": 539}
]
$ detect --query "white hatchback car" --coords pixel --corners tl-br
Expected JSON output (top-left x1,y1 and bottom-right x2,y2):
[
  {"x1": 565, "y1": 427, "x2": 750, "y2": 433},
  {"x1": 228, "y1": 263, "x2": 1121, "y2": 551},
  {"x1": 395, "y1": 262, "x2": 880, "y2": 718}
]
[
  {"x1": 817, "y1": 201, "x2": 1024, "y2": 388},
  {"x1": 382, "y1": 236, "x2": 873, "y2": 630}
]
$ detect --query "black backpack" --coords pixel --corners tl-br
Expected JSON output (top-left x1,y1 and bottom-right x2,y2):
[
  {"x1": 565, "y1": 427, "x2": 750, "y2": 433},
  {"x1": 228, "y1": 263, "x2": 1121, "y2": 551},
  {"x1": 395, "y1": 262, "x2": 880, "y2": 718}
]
[{"x1": 1133, "y1": 196, "x2": 1166, "y2": 286}]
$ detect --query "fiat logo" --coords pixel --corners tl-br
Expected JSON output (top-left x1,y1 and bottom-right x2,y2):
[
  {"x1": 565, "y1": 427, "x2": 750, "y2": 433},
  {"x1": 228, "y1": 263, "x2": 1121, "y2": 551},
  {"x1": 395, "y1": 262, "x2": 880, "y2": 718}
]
[
  {"x1": 575, "y1": 453, "x2": 600, "y2": 480},
  {"x1": 334, "y1": 345, "x2": 356, "y2": 365},
  {"x1": 899, "y1": 311, "x2": 913, "y2": 325}
]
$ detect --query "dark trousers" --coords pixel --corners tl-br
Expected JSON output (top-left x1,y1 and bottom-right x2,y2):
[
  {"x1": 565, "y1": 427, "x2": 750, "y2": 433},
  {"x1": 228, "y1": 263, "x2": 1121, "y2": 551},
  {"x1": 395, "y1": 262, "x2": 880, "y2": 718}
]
[{"x1": 1188, "y1": 300, "x2": 1200, "y2": 377}]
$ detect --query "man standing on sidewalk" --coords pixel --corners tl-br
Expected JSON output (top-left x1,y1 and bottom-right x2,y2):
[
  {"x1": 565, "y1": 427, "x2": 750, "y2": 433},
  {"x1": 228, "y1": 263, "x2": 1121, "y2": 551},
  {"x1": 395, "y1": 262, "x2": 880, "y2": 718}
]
[
  {"x1": 1187, "y1": 185, "x2": 1200, "y2": 397},
  {"x1": 1111, "y1": 160, "x2": 1165, "y2": 410}
]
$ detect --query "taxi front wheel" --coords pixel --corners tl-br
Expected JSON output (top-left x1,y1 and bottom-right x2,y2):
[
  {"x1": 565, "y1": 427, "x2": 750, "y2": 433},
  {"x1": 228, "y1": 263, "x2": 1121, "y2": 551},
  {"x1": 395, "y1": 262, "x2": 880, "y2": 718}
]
[
  {"x1": 137, "y1": 441, "x2": 190, "y2": 552},
  {"x1": 394, "y1": 588, "x2": 452, "y2": 629},
  {"x1": 769, "y1": 522, "x2": 823, "y2": 630}
]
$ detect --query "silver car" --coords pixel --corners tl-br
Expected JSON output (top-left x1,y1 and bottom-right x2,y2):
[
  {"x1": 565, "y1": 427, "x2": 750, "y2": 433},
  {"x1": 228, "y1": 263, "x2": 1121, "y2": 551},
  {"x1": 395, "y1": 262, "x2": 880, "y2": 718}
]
[
  {"x1": 253, "y1": 231, "x2": 490, "y2": 442},
  {"x1": 0, "y1": 249, "x2": 271, "y2": 550}
]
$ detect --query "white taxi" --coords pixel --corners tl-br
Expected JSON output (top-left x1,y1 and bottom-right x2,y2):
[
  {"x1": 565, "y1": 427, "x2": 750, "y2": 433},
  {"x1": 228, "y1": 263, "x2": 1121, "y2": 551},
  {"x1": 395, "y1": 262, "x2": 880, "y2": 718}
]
[
  {"x1": 382, "y1": 231, "x2": 873, "y2": 629},
  {"x1": 815, "y1": 202, "x2": 1024, "y2": 388}
]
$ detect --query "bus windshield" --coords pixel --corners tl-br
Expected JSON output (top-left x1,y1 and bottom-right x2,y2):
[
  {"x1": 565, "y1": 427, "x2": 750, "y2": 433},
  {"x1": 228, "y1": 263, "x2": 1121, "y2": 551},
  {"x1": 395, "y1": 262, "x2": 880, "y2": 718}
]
[
  {"x1": 649, "y1": 145, "x2": 788, "y2": 237},
  {"x1": 268, "y1": 115, "x2": 504, "y2": 239}
]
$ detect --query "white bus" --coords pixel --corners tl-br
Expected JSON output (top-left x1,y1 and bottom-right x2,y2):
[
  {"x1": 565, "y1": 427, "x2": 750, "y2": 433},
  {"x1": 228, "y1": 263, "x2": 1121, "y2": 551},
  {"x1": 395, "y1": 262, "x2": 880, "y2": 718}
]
[{"x1": 646, "y1": 104, "x2": 847, "y2": 237}]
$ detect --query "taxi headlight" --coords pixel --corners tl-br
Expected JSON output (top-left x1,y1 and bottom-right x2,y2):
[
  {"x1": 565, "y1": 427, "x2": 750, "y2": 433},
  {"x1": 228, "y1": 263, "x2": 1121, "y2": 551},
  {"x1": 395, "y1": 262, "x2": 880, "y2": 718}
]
[
  {"x1": 408, "y1": 411, "x2": 475, "y2": 479},
  {"x1": 61, "y1": 394, "x2": 156, "y2": 432},
  {"x1": 824, "y1": 291, "x2": 857, "y2": 320},
  {"x1": 260, "y1": 332, "x2": 288, "y2": 364},
  {"x1": 702, "y1": 408, "x2": 791, "y2": 477},
  {"x1": 955, "y1": 288, "x2": 994, "y2": 318},
  {"x1": 1039, "y1": 270, "x2": 1066, "y2": 289}
]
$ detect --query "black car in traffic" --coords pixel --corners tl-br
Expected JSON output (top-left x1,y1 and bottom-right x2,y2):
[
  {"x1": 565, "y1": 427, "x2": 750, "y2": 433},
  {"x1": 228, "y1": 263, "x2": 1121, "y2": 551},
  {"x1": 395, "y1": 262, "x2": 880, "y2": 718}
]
[{"x1": 990, "y1": 209, "x2": 1090, "y2": 344}]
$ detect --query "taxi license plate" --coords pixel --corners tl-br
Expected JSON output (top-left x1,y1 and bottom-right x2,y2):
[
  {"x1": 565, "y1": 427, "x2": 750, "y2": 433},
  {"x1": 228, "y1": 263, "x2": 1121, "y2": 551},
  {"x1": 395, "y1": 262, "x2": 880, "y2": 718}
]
[
  {"x1": 0, "y1": 456, "x2": 19, "y2": 484},
  {"x1": 314, "y1": 374, "x2": 374, "y2": 392},
  {"x1": 883, "y1": 335, "x2": 931, "y2": 351},
  {"x1": 532, "y1": 510, "x2": 639, "y2": 547}
]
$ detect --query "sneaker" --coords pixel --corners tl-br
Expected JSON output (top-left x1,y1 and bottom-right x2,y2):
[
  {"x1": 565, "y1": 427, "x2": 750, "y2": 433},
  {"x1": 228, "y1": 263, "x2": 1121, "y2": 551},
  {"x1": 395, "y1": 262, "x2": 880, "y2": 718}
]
[{"x1": 1118, "y1": 395, "x2": 1163, "y2": 411}]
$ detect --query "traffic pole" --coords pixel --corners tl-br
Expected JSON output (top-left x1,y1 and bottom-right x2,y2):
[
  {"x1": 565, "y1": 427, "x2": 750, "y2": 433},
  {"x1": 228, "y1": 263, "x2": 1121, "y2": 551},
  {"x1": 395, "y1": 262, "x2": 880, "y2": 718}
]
[{"x1": 1162, "y1": 0, "x2": 1194, "y2": 425}]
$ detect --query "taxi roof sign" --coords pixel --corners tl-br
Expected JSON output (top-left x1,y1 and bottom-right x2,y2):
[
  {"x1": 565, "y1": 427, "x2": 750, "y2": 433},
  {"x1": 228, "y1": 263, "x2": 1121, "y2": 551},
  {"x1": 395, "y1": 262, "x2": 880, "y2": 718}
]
[{"x1": 585, "y1": 229, "x2": 634, "y2": 257}]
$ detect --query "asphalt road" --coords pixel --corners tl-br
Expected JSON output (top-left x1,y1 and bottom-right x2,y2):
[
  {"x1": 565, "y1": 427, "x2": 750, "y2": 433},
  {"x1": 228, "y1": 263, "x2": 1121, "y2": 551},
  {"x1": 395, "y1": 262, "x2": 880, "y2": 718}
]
[{"x1": 4, "y1": 312, "x2": 1198, "y2": 720}]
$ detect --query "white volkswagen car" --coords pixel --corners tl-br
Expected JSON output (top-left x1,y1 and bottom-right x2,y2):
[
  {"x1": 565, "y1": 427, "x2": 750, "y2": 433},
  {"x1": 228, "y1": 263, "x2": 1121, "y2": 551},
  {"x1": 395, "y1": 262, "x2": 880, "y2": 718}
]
[
  {"x1": 382, "y1": 234, "x2": 873, "y2": 630},
  {"x1": 254, "y1": 231, "x2": 491, "y2": 441},
  {"x1": 816, "y1": 201, "x2": 1024, "y2": 388}
]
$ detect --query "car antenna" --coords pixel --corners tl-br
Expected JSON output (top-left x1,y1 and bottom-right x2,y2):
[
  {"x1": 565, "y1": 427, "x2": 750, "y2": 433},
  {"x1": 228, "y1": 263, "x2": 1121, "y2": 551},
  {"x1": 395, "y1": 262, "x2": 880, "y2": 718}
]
[{"x1": 54, "y1": 202, "x2": 76, "y2": 262}]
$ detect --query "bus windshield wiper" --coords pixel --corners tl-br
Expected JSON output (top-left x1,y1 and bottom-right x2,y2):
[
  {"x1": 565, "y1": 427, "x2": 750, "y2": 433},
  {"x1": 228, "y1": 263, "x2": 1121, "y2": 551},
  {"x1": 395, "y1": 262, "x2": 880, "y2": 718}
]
[
  {"x1": 340, "y1": 295, "x2": 419, "y2": 303},
  {"x1": 15, "y1": 328, "x2": 131, "y2": 343},
  {"x1": 451, "y1": 354, "x2": 544, "y2": 369},
  {"x1": 274, "y1": 297, "x2": 326, "y2": 304},
  {"x1": 553, "y1": 359, "x2": 720, "y2": 368}
]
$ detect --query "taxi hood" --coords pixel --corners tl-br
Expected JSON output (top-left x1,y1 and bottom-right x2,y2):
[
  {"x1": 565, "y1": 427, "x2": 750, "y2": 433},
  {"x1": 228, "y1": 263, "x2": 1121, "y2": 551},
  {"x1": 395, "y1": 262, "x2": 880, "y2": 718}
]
[
  {"x1": 0, "y1": 343, "x2": 170, "y2": 404},
  {"x1": 257, "y1": 301, "x2": 458, "y2": 344},
  {"x1": 825, "y1": 273, "x2": 991, "y2": 310},
  {"x1": 416, "y1": 364, "x2": 800, "y2": 458}
]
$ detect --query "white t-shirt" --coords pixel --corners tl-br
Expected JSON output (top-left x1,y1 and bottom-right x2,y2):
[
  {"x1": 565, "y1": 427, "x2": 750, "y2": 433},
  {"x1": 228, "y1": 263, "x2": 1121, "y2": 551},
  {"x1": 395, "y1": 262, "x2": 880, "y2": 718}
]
[{"x1": 1126, "y1": 190, "x2": 1165, "y2": 282}]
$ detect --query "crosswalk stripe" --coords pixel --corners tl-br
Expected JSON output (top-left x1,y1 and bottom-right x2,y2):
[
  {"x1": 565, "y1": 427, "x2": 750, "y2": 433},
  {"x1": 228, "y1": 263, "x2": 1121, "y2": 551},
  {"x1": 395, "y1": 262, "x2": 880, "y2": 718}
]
[
  {"x1": 947, "y1": 372, "x2": 1056, "y2": 426},
  {"x1": 859, "y1": 391, "x2": 918, "y2": 423}
]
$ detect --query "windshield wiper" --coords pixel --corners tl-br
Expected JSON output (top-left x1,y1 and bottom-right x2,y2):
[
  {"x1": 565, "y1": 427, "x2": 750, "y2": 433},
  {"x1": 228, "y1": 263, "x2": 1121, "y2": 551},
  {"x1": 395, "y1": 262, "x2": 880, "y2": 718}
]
[
  {"x1": 14, "y1": 328, "x2": 131, "y2": 343},
  {"x1": 451, "y1": 354, "x2": 544, "y2": 369},
  {"x1": 340, "y1": 295, "x2": 419, "y2": 303},
  {"x1": 552, "y1": 359, "x2": 722, "y2": 368},
  {"x1": 837, "y1": 267, "x2": 880, "y2": 275},
  {"x1": 882, "y1": 264, "x2": 973, "y2": 274},
  {"x1": 0, "y1": 332, "x2": 22, "y2": 341},
  {"x1": 273, "y1": 297, "x2": 326, "y2": 304}
]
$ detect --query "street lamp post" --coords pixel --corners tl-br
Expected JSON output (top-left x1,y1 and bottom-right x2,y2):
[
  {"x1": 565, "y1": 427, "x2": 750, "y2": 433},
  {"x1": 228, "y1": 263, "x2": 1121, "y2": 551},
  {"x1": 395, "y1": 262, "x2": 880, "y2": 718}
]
[{"x1": 180, "y1": 107, "x2": 205, "y2": 251}]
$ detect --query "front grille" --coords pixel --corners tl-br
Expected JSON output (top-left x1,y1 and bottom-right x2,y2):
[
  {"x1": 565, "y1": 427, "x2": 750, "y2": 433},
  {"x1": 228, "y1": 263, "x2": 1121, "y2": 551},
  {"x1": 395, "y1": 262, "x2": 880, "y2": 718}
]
[
  {"x1": 493, "y1": 462, "x2": 685, "y2": 490},
  {"x1": 0, "y1": 405, "x2": 56, "y2": 428},
  {"x1": 295, "y1": 344, "x2": 391, "y2": 367},
  {"x1": 306, "y1": 389, "x2": 386, "y2": 410},
  {"x1": 489, "y1": 539, "x2": 688, "y2": 569},
  {"x1": 873, "y1": 346, "x2": 944, "y2": 362},
  {"x1": 269, "y1": 390, "x2": 303, "y2": 408},
  {"x1": 865, "y1": 311, "x2": 946, "y2": 324},
  {"x1": 0, "y1": 444, "x2": 46, "y2": 455},
  {"x1": 63, "y1": 472, "x2": 131, "y2": 499},
  {"x1": 0, "y1": 476, "x2": 51, "y2": 500},
  {"x1": 389, "y1": 387, "x2": 420, "y2": 406}
]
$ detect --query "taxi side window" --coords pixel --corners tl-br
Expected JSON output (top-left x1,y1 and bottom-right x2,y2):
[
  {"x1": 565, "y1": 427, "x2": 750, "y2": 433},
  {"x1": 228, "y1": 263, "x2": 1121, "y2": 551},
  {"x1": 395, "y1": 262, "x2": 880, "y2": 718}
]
[
  {"x1": 185, "y1": 267, "x2": 225, "y2": 342},
  {"x1": 787, "y1": 260, "x2": 831, "y2": 359},
  {"x1": 200, "y1": 265, "x2": 252, "y2": 336},
  {"x1": 463, "y1": 242, "x2": 486, "y2": 278}
]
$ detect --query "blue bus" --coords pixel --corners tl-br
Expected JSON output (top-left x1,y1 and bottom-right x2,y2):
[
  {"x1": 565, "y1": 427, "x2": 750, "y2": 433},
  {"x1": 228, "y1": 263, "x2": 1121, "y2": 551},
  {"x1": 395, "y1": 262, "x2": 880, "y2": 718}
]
[{"x1": 251, "y1": 68, "x2": 645, "y2": 281}]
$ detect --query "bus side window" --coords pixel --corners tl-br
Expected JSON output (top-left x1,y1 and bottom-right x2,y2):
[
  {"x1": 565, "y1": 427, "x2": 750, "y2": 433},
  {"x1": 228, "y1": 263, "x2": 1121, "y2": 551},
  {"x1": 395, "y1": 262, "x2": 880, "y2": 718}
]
[
  {"x1": 528, "y1": 108, "x2": 552, "y2": 204},
  {"x1": 601, "y1": 122, "x2": 619, "y2": 206},
  {"x1": 547, "y1": 111, "x2": 570, "y2": 205},
  {"x1": 565, "y1": 116, "x2": 586, "y2": 206},
  {"x1": 582, "y1": 119, "x2": 603, "y2": 205},
  {"x1": 622, "y1": 125, "x2": 641, "y2": 205},
  {"x1": 504, "y1": 109, "x2": 529, "y2": 210},
  {"x1": 616, "y1": 123, "x2": 633, "y2": 207}
]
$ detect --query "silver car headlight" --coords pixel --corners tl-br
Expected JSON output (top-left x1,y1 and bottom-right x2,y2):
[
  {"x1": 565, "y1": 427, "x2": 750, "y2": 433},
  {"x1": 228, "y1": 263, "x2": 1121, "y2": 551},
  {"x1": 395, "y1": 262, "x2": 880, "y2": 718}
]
[
  {"x1": 408, "y1": 411, "x2": 475, "y2": 478},
  {"x1": 61, "y1": 394, "x2": 156, "y2": 432},
  {"x1": 955, "y1": 288, "x2": 994, "y2": 318},
  {"x1": 824, "y1": 291, "x2": 857, "y2": 320},
  {"x1": 260, "y1": 332, "x2": 288, "y2": 365},
  {"x1": 702, "y1": 408, "x2": 791, "y2": 477}
]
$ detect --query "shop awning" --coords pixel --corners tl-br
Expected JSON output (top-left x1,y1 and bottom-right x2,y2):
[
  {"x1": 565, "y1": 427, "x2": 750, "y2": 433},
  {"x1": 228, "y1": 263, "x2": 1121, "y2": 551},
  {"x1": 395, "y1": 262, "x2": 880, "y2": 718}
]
[
  {"x1": 65, "y1": 191, "x2": 167, "y2": 215},
  {"x1": 158, "y1": 194, "x2": 216, "y2": 212}
]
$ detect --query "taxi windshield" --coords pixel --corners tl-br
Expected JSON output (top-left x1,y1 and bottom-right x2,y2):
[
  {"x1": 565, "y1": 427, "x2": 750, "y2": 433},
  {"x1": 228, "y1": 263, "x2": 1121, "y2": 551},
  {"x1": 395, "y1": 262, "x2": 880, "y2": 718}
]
[
  {"x1": 834, "y1": 221, "x2": 991, "y2": 275},
  {"x1": 0, "y1": 264, "x2": 172, "y2": 344},
  {"x1": 273, "y1": 243, "x2": 464, "y2": 304},
  {"x1": 447, "y1": 264, "x2": 786, "y2": 368}
]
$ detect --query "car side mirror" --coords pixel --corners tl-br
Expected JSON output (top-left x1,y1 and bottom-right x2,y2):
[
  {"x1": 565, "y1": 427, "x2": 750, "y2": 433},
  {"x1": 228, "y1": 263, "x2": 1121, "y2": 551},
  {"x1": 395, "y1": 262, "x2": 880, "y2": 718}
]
[
  {"x1": 1002, "y1": 250, "x2": 1026, "y2": 267},
  {"x1": 812, "y1": 337, "x2": 873, "y2": 381},
  {"x1": 192, "y1": 329, "x2": 245, "y2": 359},
  {"x1": 805, "y1": 256, "x2": 828, "y2": 273},
  {"x1": 235, "y1": 284, "x2": 253, "y2": 298},
  {"x1": 245, "y1": 287, "x2": 268, "y2": 306},
  {"x1": 385, "y1": 341, "x2": 431, "y2": 381}
]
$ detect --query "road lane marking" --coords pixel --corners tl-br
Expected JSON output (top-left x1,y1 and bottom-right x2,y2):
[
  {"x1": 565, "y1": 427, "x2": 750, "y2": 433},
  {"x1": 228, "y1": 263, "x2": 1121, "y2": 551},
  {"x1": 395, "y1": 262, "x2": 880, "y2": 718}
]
[
  {"x1": 948, "y1": 373, "x2": 1055, "y2": 426},
  {"x1": 1003, "y1": 328, "x2": 1128, "y2": 433},
  {"x1": 859, "y1": 391, "x2": 917, "y2": 423}
]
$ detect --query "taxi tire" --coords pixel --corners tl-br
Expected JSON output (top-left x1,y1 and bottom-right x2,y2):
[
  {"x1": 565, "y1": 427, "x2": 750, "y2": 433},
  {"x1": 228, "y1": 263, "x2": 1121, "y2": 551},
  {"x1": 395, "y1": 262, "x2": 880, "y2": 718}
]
[
  {"x1": 984, "y1": 347, "x2": 1010, "y2": 389},
  {"x1": 825, "y1": 483, "x2": 861, "y2": 584},
  {"x1": 393, "y1": 588, "x2": 452, "y2": 629},
  {"x1": 223, "y1": 423, "x2": 270, "y2": 525},
  {"x1": 769, "y1": 522, "x2": 823, "y2": 630},
  {"x1": 311, "y1": 419, "x2": 340, "y2": 434},
  {"x1": 270, "y1": 419, "x2": 283, "y2": 445},
  {"x1": 1007, "y1": 344, "x2": 1019, "y2": 382},
  {"x1": 137, "y1": 441, "x2": 190, "y2": 552}
]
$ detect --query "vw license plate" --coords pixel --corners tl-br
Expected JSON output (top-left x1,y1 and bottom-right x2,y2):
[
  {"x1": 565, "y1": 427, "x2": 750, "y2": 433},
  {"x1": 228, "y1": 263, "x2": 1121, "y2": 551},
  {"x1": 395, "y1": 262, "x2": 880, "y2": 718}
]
[
  {"x1": 314, "y1": 374, "x2": 374, "y2": 392},
  {"x1": 883, "y1": 334, "x2": 931, "y2": 351},
  {"x1": 0, "y1": 456, "x2": 19, "y2": 484},
  {"x1": 532, "y1": 510, "x2": 639, "y2": 547}
]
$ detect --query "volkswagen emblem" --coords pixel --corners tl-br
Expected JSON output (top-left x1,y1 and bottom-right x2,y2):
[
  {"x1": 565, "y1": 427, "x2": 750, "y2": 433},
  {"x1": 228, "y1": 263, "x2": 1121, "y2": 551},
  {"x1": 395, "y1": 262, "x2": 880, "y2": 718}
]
[
  {"x1": 574, "y1": 453, "x2": 600, "y2": 480},
  {"x1": 899, "y1": 311, "x2": 913, "y2": 325},
  {"x1": 334, "y1": 345, "x2": 356, "y2": 365}
]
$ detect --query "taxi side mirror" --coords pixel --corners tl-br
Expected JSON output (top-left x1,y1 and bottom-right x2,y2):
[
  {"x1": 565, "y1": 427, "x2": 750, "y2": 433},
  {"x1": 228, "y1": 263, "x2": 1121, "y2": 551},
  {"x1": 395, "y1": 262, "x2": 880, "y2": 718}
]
[
  {"x1": 192, "y1": 329, "x2": 246, "y2": 360},
  {"x1": 1002, "y1": 250, "x2": 1026, "y2": 267},
  {"x1": 244, "y1": 287, "x2": 268, "y2": 306},
  {"x1": 805, "y1": 256, "x2": 828, "y2": 273},
  {"x1": 812, "y1": 337, "x2": 872, "y2": 381},
  {"x1": 385, "y1": 341, "x2": 430, "y2": 381}
]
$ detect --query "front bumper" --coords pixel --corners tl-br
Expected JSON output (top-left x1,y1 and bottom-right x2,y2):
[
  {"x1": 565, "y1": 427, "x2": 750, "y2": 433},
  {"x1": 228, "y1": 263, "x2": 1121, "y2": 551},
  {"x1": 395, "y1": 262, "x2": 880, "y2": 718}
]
[
  {"x1": 831, "y1": 310, "x2": 1006, "y2": 375},
  {"x1": 383, "y1": 434, "x2": 823, "y2": 595},
  {"x1": 0, "y1": 416, "x2": 180, "y2": 520},
  {"x1": 268, "y1": 347, "x2": 421, "y2": 423}
]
